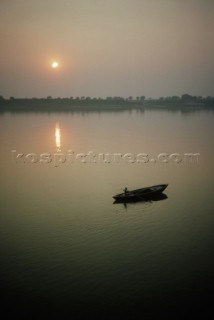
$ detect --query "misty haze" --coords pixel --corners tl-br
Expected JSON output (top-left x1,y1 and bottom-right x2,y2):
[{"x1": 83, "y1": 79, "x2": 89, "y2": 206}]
[{"x1": 0, "y1": 1, "x2": 214, "y2": 319}]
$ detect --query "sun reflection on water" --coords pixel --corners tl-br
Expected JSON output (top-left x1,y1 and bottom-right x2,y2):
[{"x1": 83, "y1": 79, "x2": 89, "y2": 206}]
[{"x1": 55, "y1": 122, "x2": 61, "y2": 151}]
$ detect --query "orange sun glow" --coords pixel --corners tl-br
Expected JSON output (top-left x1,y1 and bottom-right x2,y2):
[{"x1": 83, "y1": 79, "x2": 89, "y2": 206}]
[{"x1": 51, "y1": 61, "x2": 59, "y2": 69}]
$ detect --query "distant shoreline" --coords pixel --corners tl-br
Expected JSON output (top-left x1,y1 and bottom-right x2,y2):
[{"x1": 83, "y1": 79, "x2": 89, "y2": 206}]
[{"x1": 0, "y1": 95, "x2": 214, "y2": 112}]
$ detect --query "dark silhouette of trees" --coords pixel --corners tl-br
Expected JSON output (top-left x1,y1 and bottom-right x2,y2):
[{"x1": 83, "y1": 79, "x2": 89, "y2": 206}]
[
  {"x1": 181, "y1": 94, "x2": 192, "y2": 103},
  {"x1": 0, "y1": 94, "x2": 214, "y2": 112}
]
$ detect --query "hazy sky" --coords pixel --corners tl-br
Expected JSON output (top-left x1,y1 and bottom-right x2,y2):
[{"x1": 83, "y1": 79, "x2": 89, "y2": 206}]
[{"x1": 0, "y1": 0, "x2": 214, "y2": 98}]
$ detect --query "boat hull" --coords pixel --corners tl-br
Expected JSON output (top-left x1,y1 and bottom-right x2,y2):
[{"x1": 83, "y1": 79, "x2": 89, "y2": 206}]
[{"x1": 113, "y1": 184, "x2": 168, "y2": 203}]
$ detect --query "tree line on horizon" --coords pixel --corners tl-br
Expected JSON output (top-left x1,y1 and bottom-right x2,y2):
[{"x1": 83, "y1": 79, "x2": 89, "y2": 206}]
[
  {"x1": 0, "y1": 94, "x2": 213, "y2": 103},
  {"x1": 0, "y1": 94, "x2": 214, "y2": 111}
]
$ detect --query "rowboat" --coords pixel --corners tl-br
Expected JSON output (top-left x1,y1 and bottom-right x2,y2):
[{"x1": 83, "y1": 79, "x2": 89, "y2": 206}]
[{"x1": 113, "y1": 184, "x2": 168, "y2": 203}]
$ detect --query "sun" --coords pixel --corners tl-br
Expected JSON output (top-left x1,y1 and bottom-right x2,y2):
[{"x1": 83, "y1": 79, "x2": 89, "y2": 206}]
[{"x1": 51, "y1": 61, "x2": 59, "y2": 69}]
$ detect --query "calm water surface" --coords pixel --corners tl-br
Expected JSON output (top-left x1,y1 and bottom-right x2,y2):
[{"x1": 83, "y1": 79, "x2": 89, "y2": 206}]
[{"x1": 0, "y1": 108, "x2": 214, "y2": 318}]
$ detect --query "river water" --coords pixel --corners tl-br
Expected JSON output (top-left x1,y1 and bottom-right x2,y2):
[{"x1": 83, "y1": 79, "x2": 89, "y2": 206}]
[{"x1": 0, "y1": 108, "x2": 214, "y2": 318}]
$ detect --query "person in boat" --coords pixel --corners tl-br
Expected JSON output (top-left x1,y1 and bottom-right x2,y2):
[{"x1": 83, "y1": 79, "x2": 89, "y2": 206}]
[{"x1": 123, "y1": 187, "x2": 128, "y2": 195}]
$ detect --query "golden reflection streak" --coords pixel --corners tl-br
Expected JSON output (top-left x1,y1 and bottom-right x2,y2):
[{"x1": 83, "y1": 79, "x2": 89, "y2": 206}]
[{"x1": 55, "y1": 122, "x2": 61, "y2": 151}]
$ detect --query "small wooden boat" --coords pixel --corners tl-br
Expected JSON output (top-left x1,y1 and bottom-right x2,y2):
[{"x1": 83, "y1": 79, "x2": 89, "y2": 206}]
[{"x1": 113, "y1": 184, "x2": 168, "y2": 203}]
